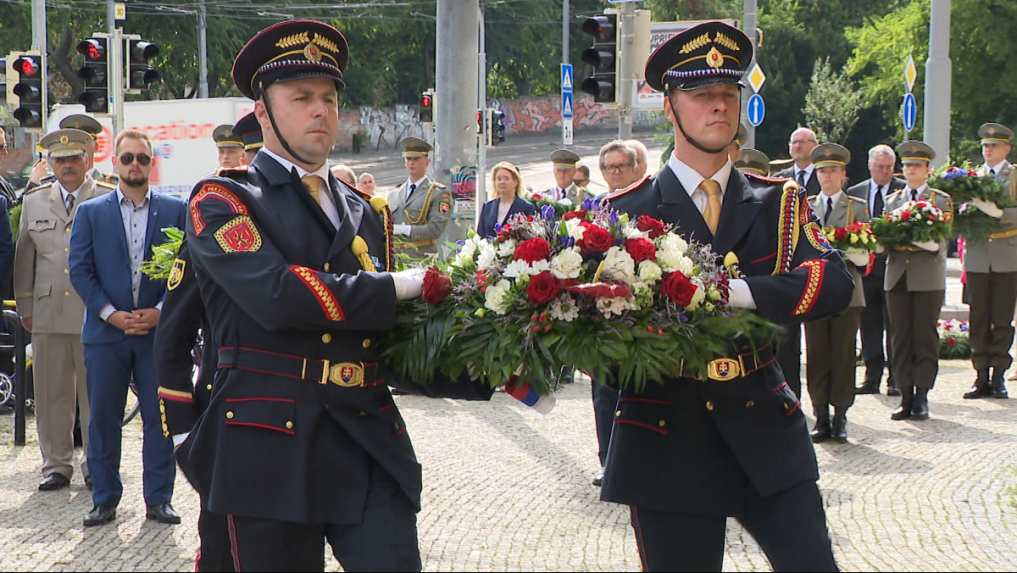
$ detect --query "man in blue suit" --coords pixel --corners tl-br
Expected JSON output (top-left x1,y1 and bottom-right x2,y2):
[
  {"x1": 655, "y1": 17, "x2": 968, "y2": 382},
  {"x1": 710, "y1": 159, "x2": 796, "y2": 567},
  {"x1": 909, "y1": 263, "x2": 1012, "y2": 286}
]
[{"x1": 69, "y1": 129, "x2": 188, "y2": 527}]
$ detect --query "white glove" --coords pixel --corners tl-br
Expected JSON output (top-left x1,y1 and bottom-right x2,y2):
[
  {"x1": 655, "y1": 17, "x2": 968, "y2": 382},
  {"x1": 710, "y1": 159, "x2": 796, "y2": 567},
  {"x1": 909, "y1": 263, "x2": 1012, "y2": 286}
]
[
  {"x1": 913, "y1": 240, "x2": 940, "y2": 252},
  {"x1": 971, "y1": 198, "x2": 1004, "y2": 218},
  {"x1": 727, "y1": 279, "x2": 757, "y2": 310},
  {"x1": 875, "y1": 243, "x2": 886, "y2": 254},
  {"x1": 845, "y1": 251, "x2": 870, "y2": 267},
  {"x1": 393, "y1": 224, "x2": 412, "y2": 236},
  {"x1": 391, "y1": 268, "x2": 425, "y2": 300}
]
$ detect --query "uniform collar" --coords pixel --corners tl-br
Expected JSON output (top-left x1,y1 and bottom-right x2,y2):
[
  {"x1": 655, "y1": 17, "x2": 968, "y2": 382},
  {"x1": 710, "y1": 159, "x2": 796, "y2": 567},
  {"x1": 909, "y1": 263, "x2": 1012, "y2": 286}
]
[
  {"x1": 987, "y1": 160, "x2": 1009, "y2": 174},
  {"x1": 666, "y1": 153, "x2": 733, "y2": 200},
  {"x1": 407, "y1": 175, "x2": 428, "y2": 189},
  {"x1": 261, "y1": 147, "x2": 331, "y2": 183}
]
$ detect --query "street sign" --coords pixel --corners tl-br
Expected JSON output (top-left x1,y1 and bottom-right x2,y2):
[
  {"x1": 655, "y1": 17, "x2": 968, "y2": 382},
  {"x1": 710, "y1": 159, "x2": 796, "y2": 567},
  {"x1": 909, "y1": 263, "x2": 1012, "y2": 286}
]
[
  {"x1": 561, "y1": 64, "x2": 573, "y2": 92},
  {"x1": 903, "y1": 92, "x2": 917, "y2": 133},
  {"x1": 562, "y1": 63, "x2": 573, "y2": 146},
  {"x1": 747, "y1": 93, "x2": 765, "y2": 127},
  {"x1": 746, "y1": 62, "x2": 766, "y2": 93},
  {"x1": 563, "y1": 118, "x2": 574, "y2": 145},
  {"x1": 904, "y1": 55, "x2": 917, "y2": 92},
  {"x1": 562, "y1": 92, "x2": 574, "y2": 119}
]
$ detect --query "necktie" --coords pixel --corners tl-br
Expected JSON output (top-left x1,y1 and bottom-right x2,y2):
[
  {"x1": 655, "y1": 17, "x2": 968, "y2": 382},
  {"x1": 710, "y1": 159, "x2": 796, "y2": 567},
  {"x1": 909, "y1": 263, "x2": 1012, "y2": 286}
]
[
  {"x1": 406, "y1": 183, "x2": 417, "y2": 201},
  {"x1": 910, "y1": 190, "x2": 918, "y2": 203},
  {"x1": 301, "y1": 175, "x2": 324, "y2": 208},
  {"x1": 990, "y1": 168, "x2": 996, "y2": 177},
  {"x1": 797, "y1": 169, "x2": 807, "y2": 187},
  {"x1": 699, "y1": 179, "x2": 722, "y2": 235},
  {"x1": 825, "y1": 197, "x2": 834, "y2": 226},
  {"x1": 65, "y1": 194, "x2": 75, "y2": 215},
  {"x1": 872, "y1": 186, "x2": 884, "y2": 218}
]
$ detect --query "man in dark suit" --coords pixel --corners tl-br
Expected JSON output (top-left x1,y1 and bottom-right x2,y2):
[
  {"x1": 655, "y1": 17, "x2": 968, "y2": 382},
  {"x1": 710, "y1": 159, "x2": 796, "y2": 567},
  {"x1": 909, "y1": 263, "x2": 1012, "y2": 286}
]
[
  {"x1": 174, "y1": 20, "x2": 490, "y2": 571},
  {"x1": 0, "y1": 127, "x2": 19, "y2": 205},
  {"x1": 847, "y1": 144, "x2": 906, "y2": 395},
  {"x1": 603, "y1": 21, "x2": 851, "y2": 571},
  {"x1": 69, "y1": 129, "x2": 189, "y2": 527}
]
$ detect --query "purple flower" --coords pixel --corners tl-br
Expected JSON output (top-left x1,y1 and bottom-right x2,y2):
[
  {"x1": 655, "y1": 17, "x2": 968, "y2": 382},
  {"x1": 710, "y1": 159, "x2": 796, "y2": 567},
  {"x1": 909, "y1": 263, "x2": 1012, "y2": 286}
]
[
  {"x1": 609, "y1": 211, "x2": 620, "y2": 225},
  {"x1": 541, "y1": 205, "x2": 556, "y2": 220},
  {"x1": 582, "y1": 198, "x2": 595, "y2": 211}
]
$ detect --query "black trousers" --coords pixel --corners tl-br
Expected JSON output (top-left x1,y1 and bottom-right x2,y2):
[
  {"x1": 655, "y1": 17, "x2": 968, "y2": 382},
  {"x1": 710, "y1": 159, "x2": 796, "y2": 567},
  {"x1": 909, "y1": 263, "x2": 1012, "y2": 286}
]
[
  {"x1": 629, "y1": 481, "x2": 837, "y2": 572},
  {"x1": 197, "y1": 507, "x2": 235, "y2": 572},
  {"x1": 860, "y1": 273, "x2": 893, "y2": 379},
  {"x1": 887, "y1": 285, "x2": 943, "y2": 390},
  {"x1": 776, "y1": 324, "x2": 802, "y2": 397},
  {"x1": 225, "y1": 459, "x2": 420, "y2": 572},
  {"x1": 591, "y1": 378, "x2": 619, "y2": 467},
  {"x1": 967, "y1": 271, "x2": 1017, "y2": 370}
]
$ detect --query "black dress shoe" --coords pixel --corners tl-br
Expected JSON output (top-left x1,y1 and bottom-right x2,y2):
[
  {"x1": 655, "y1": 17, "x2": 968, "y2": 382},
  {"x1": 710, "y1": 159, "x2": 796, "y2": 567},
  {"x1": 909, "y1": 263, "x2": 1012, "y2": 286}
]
[
  {"x1": 147, "y1": 503, "x2": 182, "y2": 524},
  {"x1": 830, "y1": 411, "x2": 848, "y2": 444},
  {"x1": 84, "y1": 475, "x2": 92, "y2": 490},
  {"x1": 911, "y1": 388, "x2": 930, "y2": 421},
  {"x1": 591, "y1": 469, "x2": 604, "y2": 487},
  {"x1": 990, "y1": 368, "x2": 1010, "y2": 399},
  {"x1": 84, "y1": 505, "x2": 117, "y2": 527},
  {"x1": 964, "y1": 369, "x2": 991, "y2": 399},
  {"x1": 855, "y1": 384, "x2": 879, "y2": 395},
  {"x1": 886, "y1": 379, "x2": 901, "y2": 397},
  {"x1": 891, "y1": 386, "x2": 913, "y2": 421},
  {"x1": 38, "y1": 473, "x2": 70, "y2": 491},
  {"x1": 810, "y1": 407, "x2": 832, "y2": 443}
]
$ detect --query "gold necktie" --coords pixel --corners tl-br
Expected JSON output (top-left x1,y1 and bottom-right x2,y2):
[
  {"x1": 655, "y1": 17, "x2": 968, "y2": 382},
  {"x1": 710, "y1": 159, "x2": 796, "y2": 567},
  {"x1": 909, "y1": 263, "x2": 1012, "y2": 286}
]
[
  {"x1": 301, "y1": 175, "x2": 324, "y2": 208},
  {"x1": 699, "y1": 179, "x2": 722, "y2": 234}
]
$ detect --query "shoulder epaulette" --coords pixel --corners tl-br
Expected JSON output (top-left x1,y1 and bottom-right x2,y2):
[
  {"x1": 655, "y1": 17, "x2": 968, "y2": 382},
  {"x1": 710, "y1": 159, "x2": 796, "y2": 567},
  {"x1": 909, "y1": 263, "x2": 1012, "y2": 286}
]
[
  {"x1": 886, "y1": 190, "x2": 903, "y2": 203},
  {"x1": 215, "y1": 165, "x2": 250, "y2": 179},
  {"x1": 24, "y1": 181, "x2": 55, "y2": 196},
  {"x1": 848, "y1": 195, "x2": 866, "y2": 205},
  {"x1": 344, "y1": 182, "x2": 372, "y2": 202},
  {"x1": 930, "y1": 188, "x2": 950, "y2": 198},
  {"x1": 745, "y1": 172, "x2": 792, "y2": 185},
  {"x1": 95, "y1": 181, "x2": 116, "y2": 190}
]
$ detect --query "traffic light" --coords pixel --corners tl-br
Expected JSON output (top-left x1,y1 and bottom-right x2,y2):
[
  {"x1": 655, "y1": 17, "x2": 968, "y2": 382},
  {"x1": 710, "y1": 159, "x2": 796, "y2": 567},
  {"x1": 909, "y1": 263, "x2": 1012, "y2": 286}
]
[
  {"x1": 77, "y1": 36, "x2": 109, "y2": 114},
  {"x1": 486, "y1": 109, "x2": 506, "y2": 147},
  {"x1": 0, "y1": 54, "x2": 17, "y2": 106},
  {"x1": 419, "y1": 90, "x2": 434, "y2": 124},
  {"x1": 126, "y1": 38, "x2": 160, "y2": 92},
  {"x1": 579, "y1": 13, "x2": 618, "y2": 106},
  {"x1": 476, "y1": 110, "x2": 483, "y2": 134},
  {"x1": 12, "y1": 53, "x2": 44, "y2": 128}
]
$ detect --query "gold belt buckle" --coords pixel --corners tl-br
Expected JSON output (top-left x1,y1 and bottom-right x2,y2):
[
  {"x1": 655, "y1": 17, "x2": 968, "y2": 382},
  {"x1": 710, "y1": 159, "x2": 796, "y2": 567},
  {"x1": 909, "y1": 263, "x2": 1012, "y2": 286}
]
[
  {"x1": 329, "y1": 362, "x2": 365, "y2": 387},
  {"x1": 707, "y1": 358, "x2": 741, "y2": 381}
]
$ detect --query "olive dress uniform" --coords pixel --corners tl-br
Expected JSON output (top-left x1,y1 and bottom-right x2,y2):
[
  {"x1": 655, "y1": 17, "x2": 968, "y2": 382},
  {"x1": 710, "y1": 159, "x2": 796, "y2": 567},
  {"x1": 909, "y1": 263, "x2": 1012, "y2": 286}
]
[
  {"x1": 884, "y1": 141, "x2": 953, "y2": 421},
  {"x1": 547, "y1": 149, "x2": 584, "y2": 204},
  {"x1": 388, "y1": 138, "x2": 452, "y2": 258},
  {"x1": 600, "y1": 22, "x2": 853, "y2": 572},
  {"x1": 962, "y1": 123, "x2": 1017, "y2": 399}
]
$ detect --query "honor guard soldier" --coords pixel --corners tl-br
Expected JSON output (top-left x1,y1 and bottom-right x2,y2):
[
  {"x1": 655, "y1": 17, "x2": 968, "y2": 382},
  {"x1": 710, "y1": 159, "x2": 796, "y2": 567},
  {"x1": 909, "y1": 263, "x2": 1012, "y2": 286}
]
[
  {"x1": 603, "y1": 21, "x2": 851, "y2": 571},
  {"x1": 212, "y1": 124, "x2": 245, "y2": 169},
  {"x1": 734, "y1": 148, "x2": 770, "y2": 176},
  {"x1": 173, "y1": 20, "x2": 490, "y2": 571},
  {"x1": 233, "y1": 112, "x2": 264, "y2": 165},
  {"x1": 388, "y1": 137, "x2": 452, "y2": 258},
  {"x1": 546, "y1": 149, "x2": 582, "y2": 203},
  {"x1": 961, "y1": 123, "x2": 1016, "y2": 399},
  {"x1": 15, "y1": 129, "x2": 114, "y2": 491},
  {"x1": 804, "y1": 143, "x2": 869, "y2": 444},
  {"x1": 885, "y1": 141, "x2": 952, "y2": 421}
]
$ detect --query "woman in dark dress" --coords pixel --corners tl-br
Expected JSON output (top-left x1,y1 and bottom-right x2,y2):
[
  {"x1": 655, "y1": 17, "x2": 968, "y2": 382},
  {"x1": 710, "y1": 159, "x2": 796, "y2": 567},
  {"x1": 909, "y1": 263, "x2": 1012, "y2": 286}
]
[{"x1": 477, "y1": 161, "x2": 535, "y2": 238}]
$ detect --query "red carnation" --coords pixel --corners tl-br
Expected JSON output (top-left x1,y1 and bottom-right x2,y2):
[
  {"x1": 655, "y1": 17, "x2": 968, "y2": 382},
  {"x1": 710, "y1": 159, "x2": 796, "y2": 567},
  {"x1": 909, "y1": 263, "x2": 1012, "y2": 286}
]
[
  {"x1": 422, "y1": 266, "x2": 452, "y2": 305},
  {"x1": 625, "y1": 238, "x2": 657, "y2": 264},
  {"x1": 525, "y1": 271, "x2": 561, "y2": 306},
  {"x1": 834, "y1": 227, "x2": 849, "y2": 241},
  {"x1": 900, "y1": 210, "x2": 912, "y2": 221},
  {"x1": 947, "y1": 338, "x2": 956, "y2": 346},
  {"x1": 514, "y1": 238, "x2": 551, "y2": 263},
  {"x1": 660, "y1": 272, "x2": 699, "y2": 308},
  {"x1": 636, "y1": 215, "x2": 667, "y2": 239},
  {"x1": 531, "y1": 194, "x2": 543, "y2": 201},
  {"x1": 577, "y1": 223, "x2": 614, "y2": 254},
  {"x1": 562, "y1": 210, "x2": 587, "y2": 221},
  {"x1": 967, "y1": 171, "x2": 977, "y2": 177}
]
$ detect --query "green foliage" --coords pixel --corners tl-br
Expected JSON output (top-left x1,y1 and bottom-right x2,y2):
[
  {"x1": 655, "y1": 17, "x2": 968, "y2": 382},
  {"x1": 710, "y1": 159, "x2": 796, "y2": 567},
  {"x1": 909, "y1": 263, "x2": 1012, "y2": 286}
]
[
  {"x1": 141, "y1": 227, "x2": 184, "y2": 280},
  {"x1": 9, "y1": 203, "x2": 21, "y2": 244},
  {"x1": 929, "y1": 163, "x2": 1016, "y2": 244},
  {"x1": 803, "y1": 58, "x2": 864, "y2": 144}
]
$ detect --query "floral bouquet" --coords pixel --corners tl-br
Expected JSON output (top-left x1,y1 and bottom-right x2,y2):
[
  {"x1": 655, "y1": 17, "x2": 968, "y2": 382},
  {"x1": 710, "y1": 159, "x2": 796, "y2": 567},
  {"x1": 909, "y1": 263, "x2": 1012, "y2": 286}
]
[
  {"x1": 521, "y1": 187, "x2": 580, "y2": 218},
  {"x1": 937, "y1": 319, "x2": 971, "y2": 360},
  {"x1": 382, "y1": 206, "x2": 779, "y2": 396},
  {"x1": 141, "y1": 227, "x2": 185, "y2": 279},
  {"x1": 870, "y1": 199, "x2": 952, "y2": 250},
  {"x1": 929, "y1": 162, "x2": 1015, "y2": 244},
  {"x1": 823, "y1": 222, "x2": 876, "y2": 253}
]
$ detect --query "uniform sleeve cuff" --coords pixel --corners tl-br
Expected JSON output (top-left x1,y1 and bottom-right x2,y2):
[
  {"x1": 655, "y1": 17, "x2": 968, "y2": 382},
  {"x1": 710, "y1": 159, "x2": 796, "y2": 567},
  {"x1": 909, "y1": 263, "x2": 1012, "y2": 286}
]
[{"x1": 728, "y1": 279, "x2": 757, "y2": 310}]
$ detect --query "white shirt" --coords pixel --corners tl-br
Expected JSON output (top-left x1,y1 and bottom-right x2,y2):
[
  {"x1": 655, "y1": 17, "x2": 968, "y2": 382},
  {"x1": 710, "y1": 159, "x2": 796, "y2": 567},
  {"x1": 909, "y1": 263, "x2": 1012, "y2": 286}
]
[
  {"x1": 404, "y1": 175, "x2": 429, "y2": 201},
  {"x1": 58, "y1": 181, "x2": 83, "y2": 213},
  {"x1": 666, "y1": 153, "x2": 733, "y2": 213},
  {"x1": 795, "y1": 164, "x2": 815, "y2": 186},
  {"x1": 819, "y1": 191, "x2": 843, "y2": 222},
  {"x1": 261, "y1": 148, "x2": 344, "y2": 228},
  {"x1": 903, "y1": 184, "x2": 929, "y2": 202},
  {"x1": 986, "y1": 160, "x2": 1008, "y2": 176},
  {"x1": 868, "y1": 179, "x2": 890, "y2": 214}
]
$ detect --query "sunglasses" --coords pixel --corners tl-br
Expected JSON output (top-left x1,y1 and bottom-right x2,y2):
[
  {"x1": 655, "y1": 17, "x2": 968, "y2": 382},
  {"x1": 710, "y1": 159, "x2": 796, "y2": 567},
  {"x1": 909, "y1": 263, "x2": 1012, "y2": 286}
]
[{"x1": 119, "y1": 152, "x2": 152, "y2": 166}]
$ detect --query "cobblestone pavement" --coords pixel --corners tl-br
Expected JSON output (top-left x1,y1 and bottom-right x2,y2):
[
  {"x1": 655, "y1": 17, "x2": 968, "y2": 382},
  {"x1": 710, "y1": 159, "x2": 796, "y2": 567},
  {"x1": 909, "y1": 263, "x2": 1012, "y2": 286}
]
[{"x1": 1, "y1": 360, "x2": 1015, "y2": 571}]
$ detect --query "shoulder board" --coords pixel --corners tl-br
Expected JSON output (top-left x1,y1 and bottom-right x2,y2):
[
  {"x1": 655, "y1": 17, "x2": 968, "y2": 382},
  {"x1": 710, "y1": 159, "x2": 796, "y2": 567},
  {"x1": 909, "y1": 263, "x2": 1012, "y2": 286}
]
[
  {"x1": 745, "y1": 172, "x2": 791, "y2": 185},
  {"x1": 344, "y1": 183, "x2": 372, "y2": 202},
  {"x1": 886, "y1": 190, "x2": 903, "y2": 202},
  {"x1": 848, "y1": 195, "x2": 866, "y2": 204},
  {"x1": 432, "y1": 181, "x2": 449, "y2": 189},
  {"x1": 215, "y1": 165, "x2": 250, "y2": 179},
  {"x1": 930, "y1": 188, "x2": 950, "y2": 198},
  {"x1": 24, "y1": 181, "x2": 55, "y2": 196},
  {"x1": 95, "y1": 181, "x2": 116, "y2": 190}
]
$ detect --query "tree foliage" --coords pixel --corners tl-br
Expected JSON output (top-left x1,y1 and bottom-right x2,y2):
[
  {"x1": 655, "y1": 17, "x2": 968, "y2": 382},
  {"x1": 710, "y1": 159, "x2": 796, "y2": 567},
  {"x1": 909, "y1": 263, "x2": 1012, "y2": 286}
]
[{"x1": 803, "y1": 57, "x2": 863, "y2": 145}]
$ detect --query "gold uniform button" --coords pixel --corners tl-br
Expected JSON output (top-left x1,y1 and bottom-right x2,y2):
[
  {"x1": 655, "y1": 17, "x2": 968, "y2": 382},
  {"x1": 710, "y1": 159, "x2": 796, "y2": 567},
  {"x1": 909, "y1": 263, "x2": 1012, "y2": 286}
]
[
  {"x1": 322, "y1": 333, "x2": 332, "y2": 344},
  {"x1": 226, "y1": 411, "x2": 234, "y2": 419},
  {"x1": 658, "y1": 420, "x2": 666, "y2": 428},
  {"x1": 615, "y1": 410, "x2": 622, "y2": 417},
  {"x1": 362, "y1": 338, "x2": 371, "y2": 349},
  {"x1": 746, "y1": 401, "x2": 755, "y2": 408},
  {"x1": 358, "y1": 410, "x2": 368, "y2": 417},
  {"x1": 64, "y1": 247, "x2": 69, "y2": 253},
  {"x1": 64, "y1": 269, "x2": 69, "y2": 275},
  {"x1": 324, "y1": 263, "x2": 331, "y2": 272},
  {"x1": 64, "y1": 291, "x2": 70, "y2": 296},
  {"x1": 285, "y1": 421, "x2": 294, "y2": 429},
  {"x1": 706, "y1": 401, "x2": 715, "y2": 411},
  {"x1": 206, "y1": 384, "x2": 213, "y2": 391}
]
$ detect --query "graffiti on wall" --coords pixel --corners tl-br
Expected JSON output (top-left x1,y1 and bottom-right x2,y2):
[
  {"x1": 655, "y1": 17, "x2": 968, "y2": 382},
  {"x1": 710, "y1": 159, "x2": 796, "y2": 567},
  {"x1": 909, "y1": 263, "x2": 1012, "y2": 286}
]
[{"x1": 360, "y1": 104, "x2": 430, "y2": 151}]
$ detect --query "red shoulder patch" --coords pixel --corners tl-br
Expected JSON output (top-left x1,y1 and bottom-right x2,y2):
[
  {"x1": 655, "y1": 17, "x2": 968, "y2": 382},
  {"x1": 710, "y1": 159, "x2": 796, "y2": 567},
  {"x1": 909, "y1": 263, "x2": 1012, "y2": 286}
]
[
  {"x1": 745, "y1": 172, "x2": 792, "y2": 184},
  {"x1": 215, "y1": 165, "x2": 250, "y2": 177},
  {"x1": 190, "y1": 183, "x2": 249, "y2": 236}
]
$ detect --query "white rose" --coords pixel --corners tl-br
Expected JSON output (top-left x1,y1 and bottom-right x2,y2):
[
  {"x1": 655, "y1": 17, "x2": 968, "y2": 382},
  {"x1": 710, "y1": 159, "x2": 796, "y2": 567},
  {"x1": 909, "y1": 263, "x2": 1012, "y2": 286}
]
[
  {"x1": 477, "y1": 242, "x2": 498, "y2": 270},
  {"x1": 659, "y1": 234, "x2": 689, "y2": 255},
  {"x1": 497, "y1": 239, "x2": 517, "y2": 259},
  {"x1": 564, "y1": 219, "x2": 586, "y2": 240},
  {"x1": 550, "y1": 247, "x2": 584, "y2": 279},
  {"x1": 484, "y1": 279, "x2": 512, "y2": 315},
  {"x1": 674, "y1": 255, "x2": 695, "y2": 277},
  {"x1": 558, "y1": 198, "x2": 573, "y2": 206},
  {"x1": 603, "y1": 246, "x2": 637, "y2": 283},
  {"x1": 638, "y1": 260, "x2": 663, "y2": 283},
  {"x1": 657, "y1": 249, "x2": 681, "y2": 272},
  {"x1": 686, "y1": 285, "x2": 706, "y2": 311},
  {"x1": 622, "y1": 225, "x2": 650, "y2": 240}
]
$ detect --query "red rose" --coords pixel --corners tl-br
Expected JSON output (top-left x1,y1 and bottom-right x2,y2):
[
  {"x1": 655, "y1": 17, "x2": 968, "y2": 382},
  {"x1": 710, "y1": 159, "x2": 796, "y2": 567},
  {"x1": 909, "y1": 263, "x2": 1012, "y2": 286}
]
[
  {"x1": 531, "y1": 194, "x2": 543, "y2": 201},
  {"x1": 947, "y1": 338, "x2": 956, "y2": 346},
  {"x1": 636, "y1": 215, "x2": 667, "y2": 239},
  {"x1": 967, "y1": 171, "x2": 977, "y2": 177},
  {"x1": 834, "y1": 227, "x2": 849, "y2": 241},
  {"x1": 422, "y1": 266, "x2": 452, "y2": 305},
  {"x1": 525, "y1": 271, "x2": 561, "y2": 306},
  {"x1": 900, "y1": 210, "x2": 912, "y2": 221},
  {"x1": 577, "y1": 223, "x2": 614, "y2": 254},
  {"x1": 514, "y1": 238, "x2": 551, "y2": 263},
  {"x1": 562, "y1": 210, "x2": 587, "y2": 221},
  {"x1": 660, "y1": 272, "x2": 699, "y2": 308},
  {"x1": 625, "y1": 238, "x2": 657, "y2": 264}
]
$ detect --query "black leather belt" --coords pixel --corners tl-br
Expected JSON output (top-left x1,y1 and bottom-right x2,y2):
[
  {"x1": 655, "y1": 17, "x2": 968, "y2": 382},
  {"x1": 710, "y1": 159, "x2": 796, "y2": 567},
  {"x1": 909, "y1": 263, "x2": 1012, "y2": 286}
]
[
  {"x1": 217, "y1": 347, "x2": 382, "y2": 388},
  {"x1": 683, "y1": 343, "x2": 777, "y2": 381}
]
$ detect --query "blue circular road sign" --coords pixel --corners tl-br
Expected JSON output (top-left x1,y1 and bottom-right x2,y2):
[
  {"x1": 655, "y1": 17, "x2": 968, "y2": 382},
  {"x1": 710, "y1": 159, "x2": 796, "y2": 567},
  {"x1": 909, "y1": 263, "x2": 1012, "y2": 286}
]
[
  {"x1": 747, "y1": 94, "x2": 765, "y2": 127},
  {"x1": 903, "y1": 93, "x2": 917, "y2": 133}
]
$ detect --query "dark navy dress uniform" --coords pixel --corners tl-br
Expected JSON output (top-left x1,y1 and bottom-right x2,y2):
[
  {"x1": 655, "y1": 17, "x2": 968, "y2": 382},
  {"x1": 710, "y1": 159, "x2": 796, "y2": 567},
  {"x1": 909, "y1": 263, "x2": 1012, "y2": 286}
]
[{"x1": 600, "y1": 21, "x2": 853, "y2": 572}]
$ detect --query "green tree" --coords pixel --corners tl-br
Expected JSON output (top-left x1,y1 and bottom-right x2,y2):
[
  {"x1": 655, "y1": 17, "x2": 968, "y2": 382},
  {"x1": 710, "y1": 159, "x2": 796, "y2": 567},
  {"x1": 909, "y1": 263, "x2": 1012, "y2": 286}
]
[{"x1": 803, "y1": 57, "x2": 864, "y2": 145}]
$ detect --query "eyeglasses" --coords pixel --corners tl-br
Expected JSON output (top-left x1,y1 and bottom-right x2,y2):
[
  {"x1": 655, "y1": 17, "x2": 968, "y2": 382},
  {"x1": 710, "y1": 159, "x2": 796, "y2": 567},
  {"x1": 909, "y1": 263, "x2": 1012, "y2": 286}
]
[
  {"x1": 790, "y1": 139, "x2": 817, "y2": 145},
  {"x1": 119, "y1": 152, "x2": 152, "y2": 166},
  {"x1": 602, "y1": 164, "x2": 632, "y2": 174}
]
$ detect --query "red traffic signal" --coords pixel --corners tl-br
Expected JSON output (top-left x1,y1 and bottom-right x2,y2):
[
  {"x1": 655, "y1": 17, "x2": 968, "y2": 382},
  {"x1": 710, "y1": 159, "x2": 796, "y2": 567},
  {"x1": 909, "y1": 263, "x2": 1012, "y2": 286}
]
[
  {"x1": 13, "y1": 56, "x2": 39, "y2": 76},
  {"x1": 77, "y1": 39, "x2": 106, "y2": 61},
  {"x1": 581, "y1": 15, "x2": 616, "y2": 42},
  {"x1": 421, "y1": 95, "x2": 432, "y2": 109},
  {"x1": 419, "y1": 91, "x2": 434, "y2": 124}
]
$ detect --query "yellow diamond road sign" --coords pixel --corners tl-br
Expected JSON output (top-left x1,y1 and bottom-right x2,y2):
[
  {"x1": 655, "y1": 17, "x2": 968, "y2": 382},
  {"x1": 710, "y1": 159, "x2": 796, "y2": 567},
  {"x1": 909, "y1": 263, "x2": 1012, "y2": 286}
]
[
  {"x1": 747, "y1": 63, "x2": 766, "y2": 93},
  {"x1": 904, "y1": 56, "x2": 917, "y2": 92}
]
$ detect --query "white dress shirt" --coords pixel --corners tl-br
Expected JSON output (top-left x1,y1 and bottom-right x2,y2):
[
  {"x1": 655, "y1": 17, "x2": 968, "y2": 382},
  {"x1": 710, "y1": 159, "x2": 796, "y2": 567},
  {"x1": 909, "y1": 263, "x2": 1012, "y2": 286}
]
[{"x1": 262, "y1": 148, "x2": 344, "y2": 228}]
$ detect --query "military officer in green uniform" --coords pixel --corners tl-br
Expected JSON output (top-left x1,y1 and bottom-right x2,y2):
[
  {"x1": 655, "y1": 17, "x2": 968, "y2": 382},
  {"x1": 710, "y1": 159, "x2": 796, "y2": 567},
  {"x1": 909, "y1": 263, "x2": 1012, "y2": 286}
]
[
  {"x1": 734, "y1": 148, "x2": 770, "y2": 176},
  {"x1": 962, "y1": 123, "x2": 1017, "y2": 399},
  {"x1": 884, "y1": 141, "x2": 952, "y2": 421},
  {"x1": 26, "y1": 115, "x2": 118, "y2": 192},
  {"x1": 212, "y1": 124, "x2": 245, "y2": 169},
  {"x1": 388, "y1": 137, "x2": 452, "y2": 258},
  {"x1": 546, "y1": 149, "x2": 583, "y2": 203},
  {"x1": 804, "y1": 144, "x2": 869, "y2": 443}
]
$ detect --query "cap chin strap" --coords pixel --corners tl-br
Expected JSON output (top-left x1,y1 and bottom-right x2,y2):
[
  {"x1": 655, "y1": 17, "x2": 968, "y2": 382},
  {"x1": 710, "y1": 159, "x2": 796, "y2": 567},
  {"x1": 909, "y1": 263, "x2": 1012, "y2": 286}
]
[
  {"x1": 262, "y1": 90, "x2": 314, "y2": 166},
  {"x1": 668, "y1": 94, "x2": 740, "y2": 156}
]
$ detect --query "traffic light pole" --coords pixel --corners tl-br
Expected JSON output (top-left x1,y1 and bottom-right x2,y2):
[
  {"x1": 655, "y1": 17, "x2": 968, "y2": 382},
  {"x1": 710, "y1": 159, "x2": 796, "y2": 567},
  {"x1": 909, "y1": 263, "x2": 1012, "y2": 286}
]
[
  {"x1": 477, "y1": 5, "x2": 487, "y2": 221},
  {"x1": 111, "y1": 27, "x2": 125, "y2": 137},
  {"x1": 617, "y1": 2, "x2": 634, "y2": 140},
  {"x1": 742, "y1": 0, "x2": 758, "y2": 149},
  {"x1": 31, "y1": 0, "x2": 47, "y2": 133}
]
